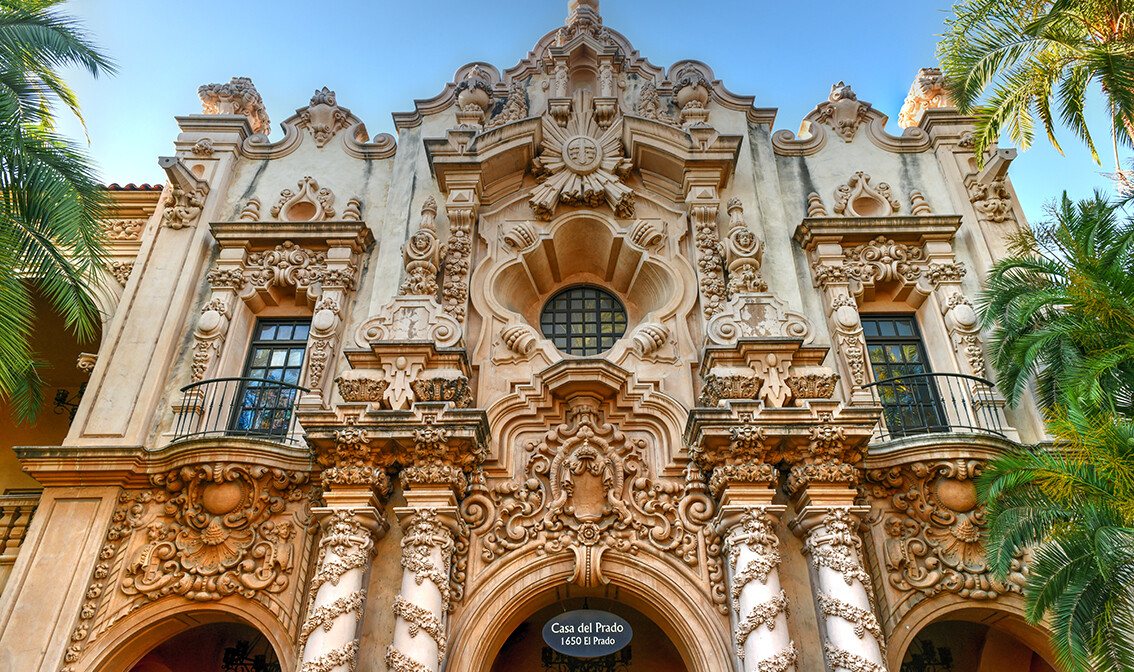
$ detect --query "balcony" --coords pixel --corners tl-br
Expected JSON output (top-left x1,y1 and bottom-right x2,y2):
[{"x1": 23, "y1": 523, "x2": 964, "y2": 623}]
[
  {"x1": 860, "y1": 372, "x2": 1005, "y2": 442},
  {"x1": 0, "y1": 492, "x2": 39, "y2": 593},
  {"x1": 172, "y1": 377, "x2": 307, "y2": 445}
]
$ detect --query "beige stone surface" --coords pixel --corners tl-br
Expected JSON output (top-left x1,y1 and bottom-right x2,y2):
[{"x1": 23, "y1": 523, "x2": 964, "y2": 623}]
[{"x1": 0, "y1": 3, "x2": 1062, "y2": 672}]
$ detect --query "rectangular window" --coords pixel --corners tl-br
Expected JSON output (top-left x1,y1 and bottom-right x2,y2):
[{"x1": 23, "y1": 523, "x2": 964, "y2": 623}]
[
  {"x1": 230, "y1": 318, "x2": 310, "y2": 439},
  {"x1": 862, "y1": 315, "x2": 948, "y2": 436}
]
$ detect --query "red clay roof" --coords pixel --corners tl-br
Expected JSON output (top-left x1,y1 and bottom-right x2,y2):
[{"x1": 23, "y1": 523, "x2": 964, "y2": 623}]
[{"x1": 104, "y1": 183, "x2": 163, "y2": 191}]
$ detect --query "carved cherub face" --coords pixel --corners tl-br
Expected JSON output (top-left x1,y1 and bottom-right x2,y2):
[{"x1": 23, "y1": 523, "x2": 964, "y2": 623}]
[{"x1": 884, "y1": 517, "x2": 904, "y2": 538}]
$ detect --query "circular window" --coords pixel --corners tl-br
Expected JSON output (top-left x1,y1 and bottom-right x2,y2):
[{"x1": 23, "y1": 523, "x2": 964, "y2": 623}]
[{"x1": 540, "y1": 286, "x2": 627, "y2": 356}]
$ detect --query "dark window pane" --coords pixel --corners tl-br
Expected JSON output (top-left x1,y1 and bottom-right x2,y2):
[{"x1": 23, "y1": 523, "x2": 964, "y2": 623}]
[{"x1": 540, "y1": 286, "x2": 627, "y2": 356}]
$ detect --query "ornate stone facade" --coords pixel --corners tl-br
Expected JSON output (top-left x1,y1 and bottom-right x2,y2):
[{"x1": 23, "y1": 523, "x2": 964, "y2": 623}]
[{"x1": 0, "y1": 4, "x2": 1055, "y2": 672}]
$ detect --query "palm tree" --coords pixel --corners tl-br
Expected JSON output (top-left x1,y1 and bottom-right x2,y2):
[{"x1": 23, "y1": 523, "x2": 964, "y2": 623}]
[
  {"x1": 978, "y1": 192, "x2": 1134, "y2": 671},
  {"x1": 0, "y1": 0, "x2": 114, "y2": 420},
  {"x1": 980, "y1": 192, "x2": 1134, "y2": 414},
  {"x1": 938, "y1": 0, "x2": 1134, "y2": 179}
]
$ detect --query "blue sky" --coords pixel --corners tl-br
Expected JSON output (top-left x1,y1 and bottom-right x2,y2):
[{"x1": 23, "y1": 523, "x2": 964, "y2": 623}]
[{"x1": 59, "y1": 0, "x2": 1119, "y2": 225}]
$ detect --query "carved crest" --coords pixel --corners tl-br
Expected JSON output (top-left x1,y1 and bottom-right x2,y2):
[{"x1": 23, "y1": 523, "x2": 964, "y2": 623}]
[
  {"x1": 865, "y1": 459, "x2": 1026, "y2": 605},
  {"x1": 462, "y1": 396, "x2": 725, "y2": 608},
  {"x1": 813, "y1": 81, "x2": 871, "y2": 142},
  {"x1": 300, "y1": 87, "x2": 350, "y2": 147},
  {"x1": 529, "y1": 90, "x2": 634, "y2": 220}
]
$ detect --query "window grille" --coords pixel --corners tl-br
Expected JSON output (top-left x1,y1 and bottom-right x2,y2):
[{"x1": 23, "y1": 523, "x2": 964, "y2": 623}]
[{"x1": 539, "y1": 286, "x2": 627, "y2": 356}]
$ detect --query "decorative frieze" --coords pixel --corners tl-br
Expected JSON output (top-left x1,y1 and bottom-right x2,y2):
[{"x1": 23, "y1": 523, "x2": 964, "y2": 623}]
[{"x1": 103, "y1": 218, "x2": 144, "y2": 240}]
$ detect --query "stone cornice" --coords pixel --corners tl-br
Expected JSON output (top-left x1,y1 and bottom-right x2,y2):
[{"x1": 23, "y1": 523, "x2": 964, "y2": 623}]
[
  {"x1": 14, "y1": 437, "x2": 316, "y2": 487},
  {"x1": 793, "y1": 215, "x2": 962, "y2": 250},
  {"x1": 209, "y1": 220, "x2": 375, "y2": 252}
]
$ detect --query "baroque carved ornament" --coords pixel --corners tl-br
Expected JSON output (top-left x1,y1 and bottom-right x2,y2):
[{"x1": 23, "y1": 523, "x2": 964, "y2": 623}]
[
  {"x1": 198, "y1": 76, "x2": 271, "y2": 135},
  {"x1": 814, "y1": 82, "x2": 871, "y2": 142},
  {"x1": 529, "y1": 90, "x2": 634, "y2": 221},
  {"x1": 462, "y1": 397, "x2": 726, "y2": 610},
  {"x1": 61, "y1": 464, "x2": 314, "y2": 672},
  {"x1": 865, "y1": 459, "x2": 1026, "y2": 602}
]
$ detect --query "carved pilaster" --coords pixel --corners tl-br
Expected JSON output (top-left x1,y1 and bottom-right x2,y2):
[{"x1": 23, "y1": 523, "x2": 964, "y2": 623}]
[
  {"x1": 724, "y1": 198, "x2": 767, "y2": 296},
  {"x1": 399, "y1": 197, "x2": 441, "y2": 298},
  {"x1": 686, "y1": 179, "x2": 725, "y2": 320},
  {"x1": 440, "y1": 181, "x2": 480, "y2": 327},
  {"x1": 297, "y1": 507, "x2": 385, "y2": 672}
]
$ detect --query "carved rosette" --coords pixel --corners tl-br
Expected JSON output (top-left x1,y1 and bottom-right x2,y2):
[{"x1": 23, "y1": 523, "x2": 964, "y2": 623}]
[
  {"x1": 865, "y1": 459, "x2": 1025, "y2": 606},
  {"x1": 529, "y1": 90, "x2": 634, "y2": 220},
  {"x1": 461, "y1": 397, "x2": 726, "y2": 611},
  {"x1": 297, "y1": 509, "x2": 383, "y2": 672},
  {"x1": 386, "y1": 509, "x2": 456, "y2": 672},
  {"x1": 725, "y1": 509, "x2": 798, "y2": 671}
]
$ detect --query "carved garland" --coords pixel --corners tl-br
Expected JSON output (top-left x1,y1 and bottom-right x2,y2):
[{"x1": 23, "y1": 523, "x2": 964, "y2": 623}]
[{"x1": 386, "y1": 509, "x2": 455, "y2": 670}]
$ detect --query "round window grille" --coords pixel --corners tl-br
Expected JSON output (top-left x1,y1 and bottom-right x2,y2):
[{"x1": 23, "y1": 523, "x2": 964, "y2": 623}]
[{"x1": 539, "y1": 286, "x2": 628, "y2": 356}]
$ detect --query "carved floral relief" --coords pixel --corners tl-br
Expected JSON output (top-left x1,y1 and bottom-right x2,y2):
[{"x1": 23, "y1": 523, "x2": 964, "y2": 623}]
[
  {"x1": 529, "y1": 90, "x2": 634, "y2": 220},
  {"x1": 865, "y1": 459, "x2": 1026, "y2": 606}
]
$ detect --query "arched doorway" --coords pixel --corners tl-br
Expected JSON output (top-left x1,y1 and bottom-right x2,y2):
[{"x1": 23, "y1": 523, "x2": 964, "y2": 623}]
[
  {"x1": 490, "y1": 597, "x2": 687, "y2": 672},
  {"x1": 899, "y1": 612, "x2": 1058, "y2": 672},
  {"x1": 127, "y1": 621, "x2": 280, "y2": 672}
]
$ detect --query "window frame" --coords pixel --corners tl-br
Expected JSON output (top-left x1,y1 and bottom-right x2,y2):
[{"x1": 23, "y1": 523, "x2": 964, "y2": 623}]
[
  {"x1": 861, "y1": 314, "x2": 949, "y2": 436},
  {"x1": 228, "y1": 317, "x2": 311, "y2": 439}
]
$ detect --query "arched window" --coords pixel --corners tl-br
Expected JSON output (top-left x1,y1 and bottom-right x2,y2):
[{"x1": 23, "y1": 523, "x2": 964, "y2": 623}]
[{"x1": 539, "y1": 286, "x2": 627, "y2": 356}]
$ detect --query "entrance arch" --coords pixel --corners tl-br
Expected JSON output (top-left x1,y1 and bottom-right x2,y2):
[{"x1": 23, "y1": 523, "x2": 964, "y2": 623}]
[
  {"x1": 491, "y1": 597, "x2": 685, "y2": 671},
  {"x1": 889, "y1": 602, "x2": 1059, "y2": 672},
  {"x1": 446, "y1": 551, "x2": 730, "y2": 672},
  {"x1": 73, "y1": 599, "x2": 294, "y2": 672}
]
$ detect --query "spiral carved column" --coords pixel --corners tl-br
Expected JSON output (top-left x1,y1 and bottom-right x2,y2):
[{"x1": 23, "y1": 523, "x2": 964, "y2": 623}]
[
  {"x1": 385, "y1": 508, "x2": 457, "y2": 672},
  {"x1": 296, "y1": 507, "x2": 384, "y2": 672},
  {"x1": 796, "y1": 507, "x2": 887, "y2": 672},
  {"x1": 722, "y1": 507, "x2": 797, "y2": 672}
]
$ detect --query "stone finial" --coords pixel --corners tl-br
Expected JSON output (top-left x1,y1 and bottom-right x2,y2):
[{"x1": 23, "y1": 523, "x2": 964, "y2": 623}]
[
  {"x1": 898, "y1": 67, "x2": 951, "y2": 129},
  {"x1": 567, "y1": 0, "x2": 600, "y2": 26},
  {"x1": 198, "y1": 76, "x2": 270, "y2": 135}
]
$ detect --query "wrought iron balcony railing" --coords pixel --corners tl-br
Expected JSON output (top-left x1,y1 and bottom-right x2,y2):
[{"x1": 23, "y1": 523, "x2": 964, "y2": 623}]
[
  {"x1": 860, "y1": 372, "x2": 1005, "y2": 441},
  {"x1": 172, "y1": 377, "x2": 307, "y2": 445}
]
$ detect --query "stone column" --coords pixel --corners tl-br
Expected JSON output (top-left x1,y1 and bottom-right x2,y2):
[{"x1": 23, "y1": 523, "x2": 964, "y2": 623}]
[
  {"x1": 720, "y1": 506, "x2": 797, "y2": 672},
  {"x1": 385, "y1": 508, "x2": 456, "y2": 672},
  {"x1": 296, "y1": 506, "x2": 384, "y2": 672},
  {"x1": 794, "y1": 506, "x2": 887, "y2": 672},
  {"x1": 299, "y1": 426, "x2": 390, "y2": 672},
  {"x1": 385, "y1": 426, "x2": 472, "y2": 672}
]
